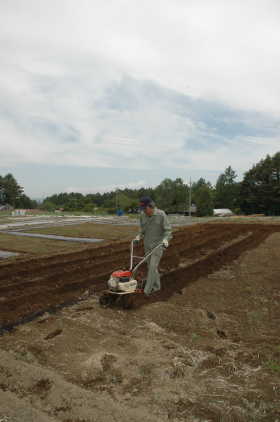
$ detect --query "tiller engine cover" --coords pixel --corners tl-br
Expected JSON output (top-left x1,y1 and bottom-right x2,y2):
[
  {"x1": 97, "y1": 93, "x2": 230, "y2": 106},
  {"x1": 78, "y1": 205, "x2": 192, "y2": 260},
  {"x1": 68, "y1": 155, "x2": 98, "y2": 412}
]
[{"x1": 108, "y1": 270, "x2": 137, "y2": 293}]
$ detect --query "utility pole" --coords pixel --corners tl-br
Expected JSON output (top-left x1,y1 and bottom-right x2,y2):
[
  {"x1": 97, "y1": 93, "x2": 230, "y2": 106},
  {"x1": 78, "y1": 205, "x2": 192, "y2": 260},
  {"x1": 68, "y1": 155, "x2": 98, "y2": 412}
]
[
  {"x1": 189, "y1": 177, "x2": 192, "y2": 220},
  {"x1": 115, "y1": 189, "x2": 118, "y2": 211}
]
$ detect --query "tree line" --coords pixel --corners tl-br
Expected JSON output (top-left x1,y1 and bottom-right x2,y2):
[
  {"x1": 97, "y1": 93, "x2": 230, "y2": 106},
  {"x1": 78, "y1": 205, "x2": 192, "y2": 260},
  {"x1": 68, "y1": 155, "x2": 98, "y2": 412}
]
[
  {"x1": 40, "y1": 172, "x2": 237, "y2": 216},
  {"x1": 1, "y1": 152, "x2": 280, "y2": 216}
]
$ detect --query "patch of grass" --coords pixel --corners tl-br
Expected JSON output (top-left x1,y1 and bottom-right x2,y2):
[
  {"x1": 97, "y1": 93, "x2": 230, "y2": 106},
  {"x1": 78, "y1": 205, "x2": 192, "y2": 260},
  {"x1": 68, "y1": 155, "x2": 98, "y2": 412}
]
[
  {"x1": 0, "y1": 218, "x2": 12, "y2": 224},
  {"x1": 0, "y1": 212, "x2": 13, "y2": 224},
  {"x1": 265, "y1": 360, "x2": 280, "y2": 372},
  {"x1": 0, "y1": 232, "x2": 89, "y2": 261},
  {"x1": 247, "y1": 310, "x2": 264, "y2": 323},
  {"x1": 27, "y1": 222, "x2": 138, "y2": 241},
  {"x1": 0, "y1": 211, "x2": 11, "y2": 217},
  {"x1": 191, "y1": 333, "x2": 200, "y2": 341}
]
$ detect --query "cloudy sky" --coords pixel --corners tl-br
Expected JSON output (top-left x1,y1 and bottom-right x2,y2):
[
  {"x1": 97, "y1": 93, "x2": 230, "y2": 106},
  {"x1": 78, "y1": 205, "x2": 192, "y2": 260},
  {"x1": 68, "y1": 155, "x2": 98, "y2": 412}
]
[{"x1": 1, "y1": 0, "x2": 280, "y2": 198}]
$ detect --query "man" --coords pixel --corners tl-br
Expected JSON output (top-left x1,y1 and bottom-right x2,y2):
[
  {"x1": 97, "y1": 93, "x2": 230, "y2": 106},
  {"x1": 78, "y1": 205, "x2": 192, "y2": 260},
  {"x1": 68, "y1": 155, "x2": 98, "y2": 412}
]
[{"x1": 134, "y1": 197, "x2": 172, "y2": 295}]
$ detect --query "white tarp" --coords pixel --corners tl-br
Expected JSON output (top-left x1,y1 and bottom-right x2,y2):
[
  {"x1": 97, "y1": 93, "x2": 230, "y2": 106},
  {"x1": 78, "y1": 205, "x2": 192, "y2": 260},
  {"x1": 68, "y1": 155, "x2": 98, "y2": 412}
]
[{"x1": 213, "y1": 208, "x2": 234, "y2": 217}]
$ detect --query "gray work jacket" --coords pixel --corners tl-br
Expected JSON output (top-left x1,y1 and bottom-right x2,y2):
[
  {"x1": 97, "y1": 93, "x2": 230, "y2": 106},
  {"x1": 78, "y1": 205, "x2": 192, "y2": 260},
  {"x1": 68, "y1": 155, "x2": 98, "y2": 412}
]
[{"x1": 139, "y1": 207, "x2": 172, "y2": 251}]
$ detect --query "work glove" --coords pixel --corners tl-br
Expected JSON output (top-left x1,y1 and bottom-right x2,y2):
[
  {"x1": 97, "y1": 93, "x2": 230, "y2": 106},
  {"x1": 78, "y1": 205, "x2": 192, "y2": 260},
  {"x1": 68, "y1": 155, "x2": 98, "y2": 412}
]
[
  {"x1": 162, "y1": 239, "x2": 169, "y2": 249},
  {"x1": 134, "y1": 234, "x2": 141, "y2": 243}
]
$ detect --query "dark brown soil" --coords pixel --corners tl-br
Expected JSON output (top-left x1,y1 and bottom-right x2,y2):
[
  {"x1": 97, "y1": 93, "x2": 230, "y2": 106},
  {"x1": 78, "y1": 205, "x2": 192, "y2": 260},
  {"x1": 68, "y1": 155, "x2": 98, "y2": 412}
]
[
  {"x1": 0, "y1": 223, "x2": 279, "y2": 331},
  {"x1": 0, "y1": 223, "x2": 279, "y2": 422}
]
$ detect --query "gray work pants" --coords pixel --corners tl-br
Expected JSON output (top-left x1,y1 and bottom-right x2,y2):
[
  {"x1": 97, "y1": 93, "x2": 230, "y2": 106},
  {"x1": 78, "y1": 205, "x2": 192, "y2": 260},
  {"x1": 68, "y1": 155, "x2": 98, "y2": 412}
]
[{"x1": 144, "y1": 247, "x2": 163, "y2": 295}]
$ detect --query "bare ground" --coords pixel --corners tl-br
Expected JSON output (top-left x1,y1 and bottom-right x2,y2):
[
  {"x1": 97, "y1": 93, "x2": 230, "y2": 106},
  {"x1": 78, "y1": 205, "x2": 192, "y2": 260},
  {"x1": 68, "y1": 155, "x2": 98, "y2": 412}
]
[{"x1": 0, "y1": 223, "x2": 279, "y2": 421}]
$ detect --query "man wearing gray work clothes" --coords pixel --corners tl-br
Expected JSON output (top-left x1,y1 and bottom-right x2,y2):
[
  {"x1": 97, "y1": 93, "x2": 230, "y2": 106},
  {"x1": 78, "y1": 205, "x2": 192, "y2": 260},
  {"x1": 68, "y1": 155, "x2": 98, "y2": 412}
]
[{"x1": 134, "y1": 197, "x2": 172, "y2": 296}]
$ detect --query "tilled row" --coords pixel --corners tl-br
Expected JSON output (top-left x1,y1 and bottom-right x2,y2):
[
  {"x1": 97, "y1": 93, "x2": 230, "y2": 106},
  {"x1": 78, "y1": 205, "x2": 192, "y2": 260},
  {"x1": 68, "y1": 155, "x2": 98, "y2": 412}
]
[
  {"x1": 0, "y1": 224, "x2": 244, "y2": 298},
  {"x1": 0, "y1": 224, "x2": 240, "y2": 289},
  {"x1": 134, "y1": 224, "x2": 277, "y2": 308},
  {"x1": 0, "y1": 224, "x2": 278, "y2": 331},
  {"x1": 0, "y1": 223, "x2": 216, "y2": 282},
  {"x1": 0, "y1": 225, "x2": 202, "y2": 288}
]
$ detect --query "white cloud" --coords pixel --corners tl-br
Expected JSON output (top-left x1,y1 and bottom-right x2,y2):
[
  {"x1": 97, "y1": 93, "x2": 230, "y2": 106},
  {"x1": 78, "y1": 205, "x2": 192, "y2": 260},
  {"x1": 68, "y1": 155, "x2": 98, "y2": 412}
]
[
  {"x1": 1, "y1": 0, "x2": 280, "y2": 113},
  {"x1": 0, "y1": 0, "x2": 280, "y2": 190}
]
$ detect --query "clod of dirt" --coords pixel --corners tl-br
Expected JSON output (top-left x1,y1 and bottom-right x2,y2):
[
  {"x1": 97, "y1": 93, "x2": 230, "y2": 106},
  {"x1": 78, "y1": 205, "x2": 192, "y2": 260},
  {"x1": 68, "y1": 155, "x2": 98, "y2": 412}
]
[
  {"x1": 170, "y1": 357, "x2": 186, "y2": 378},
  {"x1": 101, "y1": 353, "x2": 118, "y2": 371},
  {"x1": 144, "y1": 321, "x2": 165, "y2": 334},
  {"x1": 78, "y1": 289, "x2": 90, "y2": 300},
  {"x1": 217, "y1": 329, "x2": 227, "y2": 338},
  {"x1": 207, "y1": 310, "x2": 216, "y2": 320},
  {"x1": 74, "y1": 306, "x2": 94, "y2": 312},
  {"x1": 30, "y1": 378, "x2": 53, "y2": 397},
  {"x1": 27, "y1": 344, "x2": 48, "y2": 365},
  {"x1": 13, "y1": 348, "x2": 37, "y2": 363},
  {"x1": 81, "y1": 354, "x2": 103, "y2": 382},
  {"x1": 64, "y1": 419, "x2": 89, "y2": 422},
  {"x1": 161, "y1": 342, "x2": 177, "y2": 350},
  {"x1": 37, "y1": 313, "x2": 53, "y2": 324},
  {"x1": 80, "y1": 352, "x2": 120, "y2": 385},
  {"x1": 44, "y1": 328, "x2": 63, "y2": 340}
]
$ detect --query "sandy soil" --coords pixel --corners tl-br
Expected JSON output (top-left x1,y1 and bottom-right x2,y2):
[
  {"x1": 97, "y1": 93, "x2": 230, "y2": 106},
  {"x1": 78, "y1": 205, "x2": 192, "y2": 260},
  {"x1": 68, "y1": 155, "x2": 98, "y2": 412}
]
[{"x1": 0, "y1": 223, "x2": 279, "y2": 421}]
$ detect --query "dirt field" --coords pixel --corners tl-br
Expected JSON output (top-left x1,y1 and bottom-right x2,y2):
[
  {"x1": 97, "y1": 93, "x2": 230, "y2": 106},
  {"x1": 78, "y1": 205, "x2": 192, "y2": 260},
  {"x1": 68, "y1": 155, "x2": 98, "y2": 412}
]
[
  {"x1": 27, "y1": 222, "x2": 139, "y2": 240},
  {"x1": 0, "y1": 223, "x2": 279, "y2": 421},
  {"x1": 0, "y1": 223, "x2": 140, "y2": 261},
  {"x1": 0, "y1": 232, "x2": 97, "y2": 262}
]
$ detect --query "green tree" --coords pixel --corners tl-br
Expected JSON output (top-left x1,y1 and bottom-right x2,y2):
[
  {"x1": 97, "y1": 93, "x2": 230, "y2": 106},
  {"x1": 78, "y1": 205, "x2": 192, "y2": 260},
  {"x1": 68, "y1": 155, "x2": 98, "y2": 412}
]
[
  {"x1": 63, "y1": 196, "x2": 82, "y2": 211},
  {"x1": 214, "y1": 166, "x2": 240, "y2": 210},
  {"x1": 154, "y1": 178, "x2": 174, "y2": 211},
  {"x1": 0, "y1": 173, "x2": 23, "y2": 206},
  {"x1": 41, "y1": 200, "x2": 56, "y2": 212},
  {"x1": 155, "y1": 178, "x2": 187, "y2": 212},
  {"x1": 173, "y1": 178, "x2": 188, "y2": 212},
  {"x1": 192, "y1": 178, "x2": 213, "y2": 197},
  {"x1": 240, "y1": 152, "x2": 280, "y2": 215},
  {"x1": 193, "y1": 182, "x2": 214, "y2": 216},
  {"x1": 0, "y1": 176, "x2": 5, "y2": 203},
  {"x1": 15, "y1": 194, "x2": 37, "y2": 209},
  {"x1": 116, "y1": 192, "x2": 132, "y2": 210}
]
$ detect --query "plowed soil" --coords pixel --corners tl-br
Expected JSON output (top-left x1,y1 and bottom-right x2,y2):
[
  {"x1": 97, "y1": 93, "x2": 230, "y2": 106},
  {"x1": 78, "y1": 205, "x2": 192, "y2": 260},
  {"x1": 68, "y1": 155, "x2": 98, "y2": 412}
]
[
  {"x1": 0, "y1": 223, "x2": 280, "y2": 422},
  {"x1": 0, "y1": 223, "x2": 279, "y2": 331}
]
